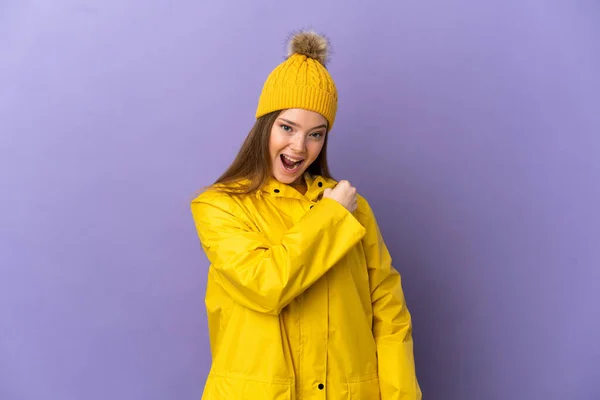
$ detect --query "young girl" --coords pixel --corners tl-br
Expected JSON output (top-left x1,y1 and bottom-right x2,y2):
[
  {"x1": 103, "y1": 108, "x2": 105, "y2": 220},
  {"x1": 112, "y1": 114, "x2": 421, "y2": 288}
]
[{"x1": 191, "y1": 30, "x2": 421, "y2": 400}]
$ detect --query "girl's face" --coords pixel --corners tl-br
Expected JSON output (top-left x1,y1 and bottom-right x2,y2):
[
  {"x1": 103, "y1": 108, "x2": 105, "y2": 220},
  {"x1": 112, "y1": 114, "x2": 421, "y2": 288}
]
[{"x1": 269, "y1": 108, "x2": 328, "y2": 186}]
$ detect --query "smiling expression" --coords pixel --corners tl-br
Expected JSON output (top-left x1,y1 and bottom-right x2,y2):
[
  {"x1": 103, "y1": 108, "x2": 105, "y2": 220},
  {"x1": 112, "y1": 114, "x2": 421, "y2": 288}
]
[{"x1": 268, "y1": 108, "x2": 328, "y2": 186}]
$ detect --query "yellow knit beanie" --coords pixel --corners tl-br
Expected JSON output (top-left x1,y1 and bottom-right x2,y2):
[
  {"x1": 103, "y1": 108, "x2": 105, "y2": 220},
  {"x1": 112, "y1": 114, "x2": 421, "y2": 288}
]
[{"x1": 255, "y1": 30, "x2": 338, "y2": 131}]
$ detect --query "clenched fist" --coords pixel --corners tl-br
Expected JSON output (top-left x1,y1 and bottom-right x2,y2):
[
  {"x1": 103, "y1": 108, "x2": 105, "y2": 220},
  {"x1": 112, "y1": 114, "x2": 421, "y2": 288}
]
[{"x1": 323, "y1": 180, "x2": 358, "y2": 213}]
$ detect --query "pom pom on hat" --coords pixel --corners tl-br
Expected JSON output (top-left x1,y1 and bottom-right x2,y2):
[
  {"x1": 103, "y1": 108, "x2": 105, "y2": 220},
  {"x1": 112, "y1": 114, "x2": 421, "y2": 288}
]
[{"x1": 287, "y1": 30, "x2": 331, "y2": 66}]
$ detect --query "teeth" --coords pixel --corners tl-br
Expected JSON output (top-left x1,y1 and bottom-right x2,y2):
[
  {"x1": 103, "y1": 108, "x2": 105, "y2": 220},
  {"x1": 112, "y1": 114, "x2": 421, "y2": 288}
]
[{"x1": 283, "y1": 155, "x2": 303, "y2": 163}]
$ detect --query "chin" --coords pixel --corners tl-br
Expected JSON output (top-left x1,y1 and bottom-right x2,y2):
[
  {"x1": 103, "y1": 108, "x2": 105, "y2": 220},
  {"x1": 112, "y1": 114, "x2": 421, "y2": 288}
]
[
  {"x1": 273, "y1": 171, "x2": 299, "y2": 184},
  {"x1": 272, "y1": 161, "x2": 308, "y2": 184}
]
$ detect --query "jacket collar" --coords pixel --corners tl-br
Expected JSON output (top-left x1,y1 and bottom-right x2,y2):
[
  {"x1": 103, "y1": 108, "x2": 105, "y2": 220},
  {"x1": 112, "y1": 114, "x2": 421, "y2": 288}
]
[{"x1": 259, "y1": 173, "x2": 337, "y2": 202}]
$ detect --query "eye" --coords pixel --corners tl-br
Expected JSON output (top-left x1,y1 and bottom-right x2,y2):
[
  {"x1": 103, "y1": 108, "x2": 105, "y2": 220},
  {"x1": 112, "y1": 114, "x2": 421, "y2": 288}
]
[
  {"x1": 280, "y1": 124, "x2": 292, "y2": 132},
  {"x1": 310, "y1": 132, "x2": 324, "y2": 139}
]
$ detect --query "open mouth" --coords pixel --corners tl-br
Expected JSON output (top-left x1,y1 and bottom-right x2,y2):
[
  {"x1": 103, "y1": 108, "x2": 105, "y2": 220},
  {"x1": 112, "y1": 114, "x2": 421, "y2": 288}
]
[{"x1": 280, "y1": 154, "x2": 304, "y2": 173}]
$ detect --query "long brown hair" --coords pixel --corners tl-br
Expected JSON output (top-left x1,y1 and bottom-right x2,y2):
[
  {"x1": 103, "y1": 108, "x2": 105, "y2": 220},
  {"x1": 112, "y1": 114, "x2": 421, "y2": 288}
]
[{"x1": 212, "y1": 110, "x2": 333, "y2": 195}]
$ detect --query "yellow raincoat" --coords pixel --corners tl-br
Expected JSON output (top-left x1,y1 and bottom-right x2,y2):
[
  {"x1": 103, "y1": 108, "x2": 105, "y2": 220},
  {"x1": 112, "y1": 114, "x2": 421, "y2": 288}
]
[{"x1": 191, "y1": 174, "x2": 421, "y2": 399}]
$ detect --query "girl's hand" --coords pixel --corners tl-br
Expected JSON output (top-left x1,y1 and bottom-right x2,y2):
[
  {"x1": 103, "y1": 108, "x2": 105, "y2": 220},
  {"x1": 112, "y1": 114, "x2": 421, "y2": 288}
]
[{"x1": 323, "y1": 180, "x2": 357, "y2": 213}]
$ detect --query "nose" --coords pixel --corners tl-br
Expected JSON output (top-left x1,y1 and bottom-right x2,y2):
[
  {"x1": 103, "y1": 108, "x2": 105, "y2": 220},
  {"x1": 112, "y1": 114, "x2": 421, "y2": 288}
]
[{"x1": 289, "y1": 134, "x2": 306, "y2": 153}]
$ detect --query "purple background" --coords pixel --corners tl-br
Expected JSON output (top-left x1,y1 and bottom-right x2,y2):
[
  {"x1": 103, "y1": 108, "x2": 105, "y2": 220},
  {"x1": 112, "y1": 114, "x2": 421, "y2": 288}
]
[{"x1": 1, "y1": 1, "x2": 599, "y2": 399}]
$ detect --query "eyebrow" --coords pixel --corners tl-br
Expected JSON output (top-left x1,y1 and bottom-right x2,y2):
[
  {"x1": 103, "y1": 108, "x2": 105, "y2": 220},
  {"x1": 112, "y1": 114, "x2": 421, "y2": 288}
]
[{"x1": 279, "y1": 118, "x2": 328, "y2": 131}]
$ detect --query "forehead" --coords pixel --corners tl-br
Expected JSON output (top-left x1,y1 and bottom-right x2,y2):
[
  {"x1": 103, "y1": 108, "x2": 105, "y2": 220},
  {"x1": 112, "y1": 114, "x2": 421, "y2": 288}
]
[{"x1": 278, "y1": 108, "x2": 327, "y2": 127}]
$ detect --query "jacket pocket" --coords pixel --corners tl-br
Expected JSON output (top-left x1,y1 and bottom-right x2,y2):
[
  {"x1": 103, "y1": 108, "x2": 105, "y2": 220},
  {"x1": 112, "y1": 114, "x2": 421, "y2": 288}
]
[
  {"x1": 202, "y1": 372, "x2": 294, "y2": 400},
  {"x1": 346, "y1": 375, "x2": 381, "y2": 400}
]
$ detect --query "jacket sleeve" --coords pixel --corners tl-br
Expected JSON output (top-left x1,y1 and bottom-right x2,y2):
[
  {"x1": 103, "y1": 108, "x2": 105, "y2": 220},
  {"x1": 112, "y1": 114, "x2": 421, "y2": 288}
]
[
  {"x1": 191, "y1": 192, "x2": 366, "y2": 315},
  {"x1": 359, "y1": 199, "x2": 422, "y2": 399}
]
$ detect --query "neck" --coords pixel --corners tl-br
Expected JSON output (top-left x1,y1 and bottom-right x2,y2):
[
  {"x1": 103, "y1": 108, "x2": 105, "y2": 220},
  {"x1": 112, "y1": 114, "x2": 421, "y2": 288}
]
[{"x1": 291, "y1": 176, "x2": 307, "y2": 195}]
